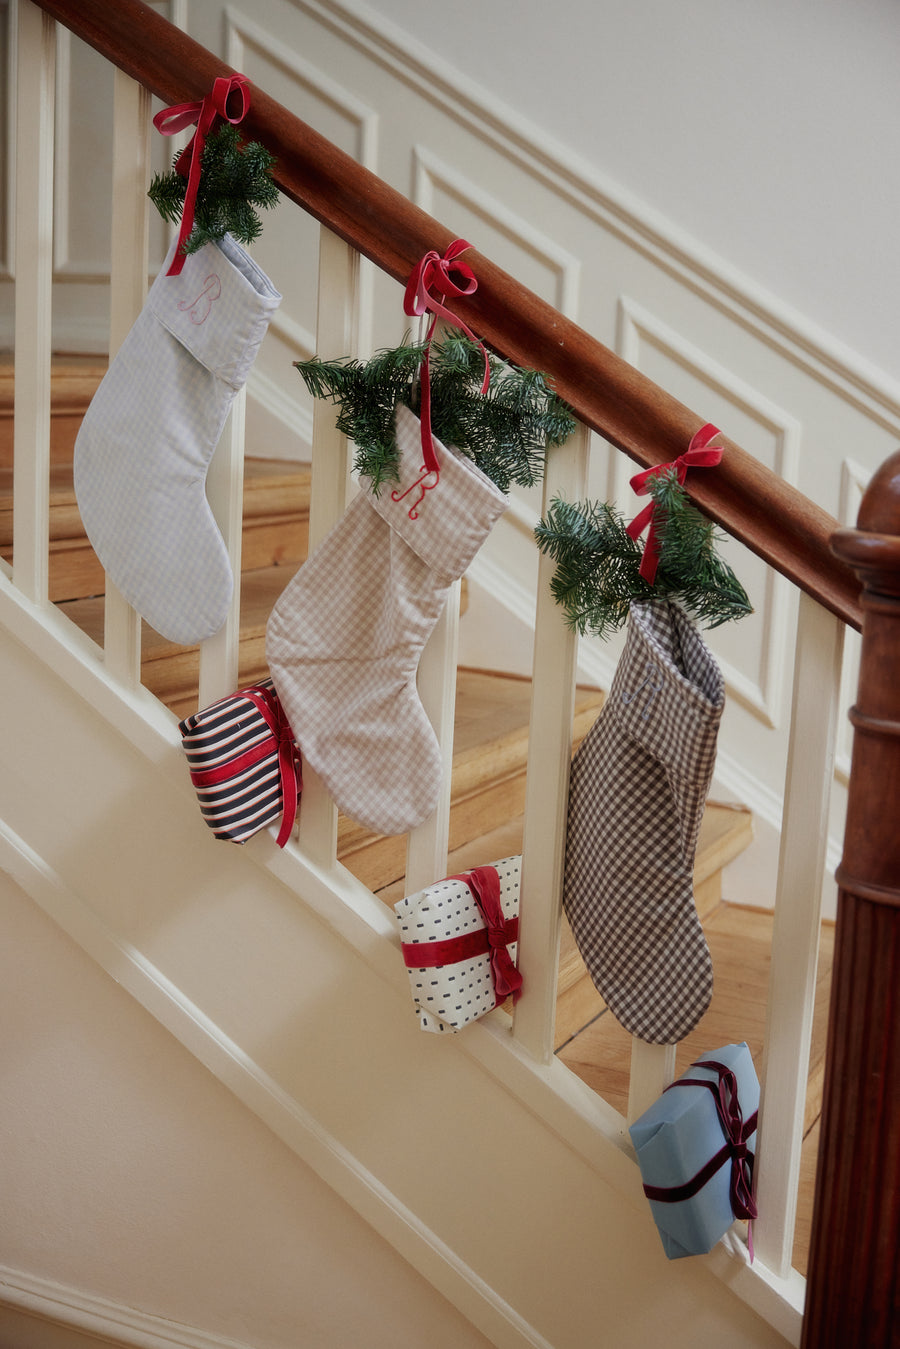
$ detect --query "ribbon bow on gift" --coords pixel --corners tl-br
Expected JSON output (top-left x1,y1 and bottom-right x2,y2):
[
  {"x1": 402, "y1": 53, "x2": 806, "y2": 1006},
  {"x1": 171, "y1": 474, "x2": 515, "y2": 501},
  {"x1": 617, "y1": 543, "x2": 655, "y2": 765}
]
[
  {"x1": 399, "y1": 864, "x2": 522, "y2": 1004},
  {"x1": 643, "y1": 1057, "x2": 759, "y2": 1259},
  {"x1": 400, "y1": 239, "x2": 491, "y2": 495},
  {"x1": 153, "y1": 74, "x2": 251, "y2": 276},
  {"x1": 455, "y1": 865, "x2": 523, "y2": 1003},
  {"x1": 626, "y1": 423, "x2": 724, "y2": 583},
  {"x1": 244, "y1": 684, "x2": 303, "y2": 848},
  {"x1": 187, "y1": 683, "x2": 302, "y2": 848}
]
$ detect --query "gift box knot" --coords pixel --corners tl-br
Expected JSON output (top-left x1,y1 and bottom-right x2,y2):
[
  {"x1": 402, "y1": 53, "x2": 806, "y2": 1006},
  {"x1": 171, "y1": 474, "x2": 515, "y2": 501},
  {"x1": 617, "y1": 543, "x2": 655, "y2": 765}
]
[
  {"x1": 395, "y1": 858, "x2": 523, "y2": 1033},
  {"x1": 179, "y1": 680, "x2": 302, "y2": 847},
  {"x1": 629, "y1": 1042, "x2": 760, "y2": 1260},
  {"x1": 644, "y1": 1059, "x2": 758, "y2": 1225}
]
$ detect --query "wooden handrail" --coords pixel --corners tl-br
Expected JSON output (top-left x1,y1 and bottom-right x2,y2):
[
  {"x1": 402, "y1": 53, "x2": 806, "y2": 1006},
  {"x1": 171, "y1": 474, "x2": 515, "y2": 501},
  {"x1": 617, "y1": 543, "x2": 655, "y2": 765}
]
[{"x1": 32, "y1": 0, "x2": 862, "y2": 630}]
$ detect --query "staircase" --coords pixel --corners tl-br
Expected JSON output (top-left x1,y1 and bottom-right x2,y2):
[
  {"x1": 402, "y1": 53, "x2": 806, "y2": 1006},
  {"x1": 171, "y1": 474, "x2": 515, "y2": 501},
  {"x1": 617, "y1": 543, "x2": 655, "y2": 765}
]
[{"x1": 0, "y1": 356, "x2": 755, "y2": 1059}]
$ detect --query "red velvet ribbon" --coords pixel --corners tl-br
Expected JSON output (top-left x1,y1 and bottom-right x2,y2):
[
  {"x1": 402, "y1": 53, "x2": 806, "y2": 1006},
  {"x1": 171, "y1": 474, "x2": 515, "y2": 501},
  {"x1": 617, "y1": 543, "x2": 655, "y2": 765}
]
[
  {"x1": 188, "y1": 684, "x2": 301, "y2": 848},
  {"x1": 402, "y1": 239, "x2": 491, "y2": 483},
  {"x1": 152, "y1": 74, "x2": 251, "y2": 276},
  {"x1": 401, "y1": 865, "x2": 523, "y2": 1004},
  {"x1": 625, "y1": 423, "x2": 724, "y2": 583},
  {"x1": 643, "y1": 1057, "x2": 758, "y2": 1259}
]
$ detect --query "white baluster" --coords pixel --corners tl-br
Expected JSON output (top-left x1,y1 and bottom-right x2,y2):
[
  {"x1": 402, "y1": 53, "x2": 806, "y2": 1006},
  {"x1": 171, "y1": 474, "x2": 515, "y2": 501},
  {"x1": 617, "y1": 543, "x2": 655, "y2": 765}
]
[
  {"x1": 754, "y1": 590, "x2": 844, "y2": 1275},
  {"x1": 199, "y1": 388, "x2": 246, "y2": 707},
  {"x1": 103, "y1": 67, "x2": 150, "y2": 687},
  {"x1": 404, "y1": 579, "x2": 460, "y2": 895},
  {"x1": 627, "y1": 1041, "x2": 676, "y2": 1124},
  {"x1": 513, "y1": 421, "x2": 590, "y2": 1063},
  {"x1": 295, "y1": 225, "x2": 358, "y2": 866},
  {"x1": 13, "y1": 0, "x2": 55, "y2": 605}
]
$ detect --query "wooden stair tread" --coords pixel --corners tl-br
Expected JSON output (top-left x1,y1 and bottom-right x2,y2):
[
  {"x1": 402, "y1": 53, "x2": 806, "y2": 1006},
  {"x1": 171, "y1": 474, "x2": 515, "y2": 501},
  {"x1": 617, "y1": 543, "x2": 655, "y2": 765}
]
[
  {"x1": 0, "y1": 458, "x2": 311, "y2": 602},
  {"x1": 372, "y1": 792, "x2": 753, "y2": 1047},
  {"x1": 57, "y1": 562, "x2": 295, "y2": 720},
  {"x1": 337, "y1": 673, "x2": 605, "y2": 891}
]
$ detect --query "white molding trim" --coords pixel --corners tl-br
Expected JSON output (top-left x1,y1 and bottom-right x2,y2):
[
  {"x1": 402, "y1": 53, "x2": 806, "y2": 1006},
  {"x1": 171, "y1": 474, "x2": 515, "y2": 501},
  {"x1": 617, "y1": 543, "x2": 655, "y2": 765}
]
[
  {"x1": 617, "y1": 296, "x2": 801, "y2": 729},
  {"x1": 0, "y1": 1264, "x2": 255, "y2": 1349},
  {"x1": 0, "y1": 817, "x2": 554, "y2": 1349},
  {"x1": 225, "y1": 5, "x2": 379, "y2": 170},
  {"x1": 287, "y1": 0, "x2": 900, "y2": 434},
  {"x1": 51, "y1": 23, "x2": 71, "y2": 273},
  {"x1": 246, "y1": 364, "x2": 313, "y2": 456},
  {"x1": 411, "y1": 144, "x2": 581, "y2": 318}
]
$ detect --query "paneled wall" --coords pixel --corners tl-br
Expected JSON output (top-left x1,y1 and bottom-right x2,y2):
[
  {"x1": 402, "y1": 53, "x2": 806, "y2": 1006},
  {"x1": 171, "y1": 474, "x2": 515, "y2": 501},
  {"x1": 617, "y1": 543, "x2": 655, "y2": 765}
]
[{"x1": 3, "y1": 0, "x2": 898, "y2": 913}]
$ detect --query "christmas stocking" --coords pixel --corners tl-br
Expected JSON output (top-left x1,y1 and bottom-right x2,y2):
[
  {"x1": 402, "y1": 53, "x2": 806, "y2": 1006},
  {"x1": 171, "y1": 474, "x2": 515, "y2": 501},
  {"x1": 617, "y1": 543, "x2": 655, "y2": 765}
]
[
  {"x1": 266, "y1": 403, "x2": 508, "y2": 836},
  {"x1": 563, "y1": 599, "x2": 725, "y2": 1043},
  {"x1": 74, "y1": 233, "x2": 281, "y2": 645}
]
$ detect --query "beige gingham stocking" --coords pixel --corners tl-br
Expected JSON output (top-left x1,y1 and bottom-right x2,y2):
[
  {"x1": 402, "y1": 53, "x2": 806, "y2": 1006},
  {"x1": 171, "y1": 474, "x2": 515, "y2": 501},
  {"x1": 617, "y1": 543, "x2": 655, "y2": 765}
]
[
  {"x1": 563, "y1": 600, "x2": 725, "y2": 1044},
  {"x1": 266, "y1": 404, "x2": 508, "y2": 836}
]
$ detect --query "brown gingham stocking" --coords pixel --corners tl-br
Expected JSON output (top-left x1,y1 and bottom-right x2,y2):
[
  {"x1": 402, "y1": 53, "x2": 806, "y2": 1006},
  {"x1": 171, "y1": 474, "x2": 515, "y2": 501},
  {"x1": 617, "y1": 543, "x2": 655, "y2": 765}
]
[
  {"x1": 266, "y1": 404, "x2": 507, "y2": 836},
  {"x1": 563, "y1": 599, "x2": 725, "y2": 1043}
]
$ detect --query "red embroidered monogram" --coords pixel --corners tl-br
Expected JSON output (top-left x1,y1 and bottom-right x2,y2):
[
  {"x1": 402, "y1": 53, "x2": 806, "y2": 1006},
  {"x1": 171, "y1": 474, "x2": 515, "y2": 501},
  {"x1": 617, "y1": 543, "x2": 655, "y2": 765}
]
[
  {"x1": 178, "y1": 273, "x2": 222, "y2": 324},
  {"x1": 390, "y1": 465, "x2": 440, "y2": 519}
]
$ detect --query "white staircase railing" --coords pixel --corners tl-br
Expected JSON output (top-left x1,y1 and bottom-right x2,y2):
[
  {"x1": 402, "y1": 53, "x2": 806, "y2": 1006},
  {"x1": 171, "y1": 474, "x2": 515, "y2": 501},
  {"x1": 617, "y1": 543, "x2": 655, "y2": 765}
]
[{"x1": 7, "y1": 0, "x2": 852, "y2": 1329}]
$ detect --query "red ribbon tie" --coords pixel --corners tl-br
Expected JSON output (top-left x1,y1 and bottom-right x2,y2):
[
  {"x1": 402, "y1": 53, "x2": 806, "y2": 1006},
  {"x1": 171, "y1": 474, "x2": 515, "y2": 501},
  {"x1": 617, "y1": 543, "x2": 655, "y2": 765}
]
[
  {"x1": 645, "y1": 1057, "x2": 758, "y2": 1261},
  {"x1": 153, "y1": 74, "x2": 251, "y2": 276},
  {"x1": 626, "y1": 422, "x2": 724, "y2": 583},
  {"x1": 401, "y1": 865, "x2": 523, "y2": 1006},
  {"x1": 237, "y1": 685, "x2": 302, "y2": 848},
  {"x1": 401, "y1": 239, "x2": 491, "y2": 492},
  {"x1": 452, "y1": 865, "x2": 523, "y2": 1003}
]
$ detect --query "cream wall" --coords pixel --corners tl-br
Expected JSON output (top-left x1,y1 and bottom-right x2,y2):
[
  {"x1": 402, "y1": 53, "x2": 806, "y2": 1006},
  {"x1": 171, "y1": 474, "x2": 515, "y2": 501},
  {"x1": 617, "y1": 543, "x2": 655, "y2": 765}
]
[
  {"x1": 0, "y1": 869, "x2": 493, "y2": 1349},
  {"x1": 351, "y1": 0, "x2": 900, "y2": 384}
]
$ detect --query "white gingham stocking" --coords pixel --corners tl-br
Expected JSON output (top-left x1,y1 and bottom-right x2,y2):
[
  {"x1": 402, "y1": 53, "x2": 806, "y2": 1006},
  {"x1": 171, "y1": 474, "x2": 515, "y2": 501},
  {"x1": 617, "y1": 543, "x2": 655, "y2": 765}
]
[
  {"x1": 563, "y1": 600, "x2": 725, "y2": 1043},
  {"x1": 266, "y1": 404, "x2": 508, "y2": 836},
  {"x1": 74, "y1": 233, "x2": 280, "y2": 645}
]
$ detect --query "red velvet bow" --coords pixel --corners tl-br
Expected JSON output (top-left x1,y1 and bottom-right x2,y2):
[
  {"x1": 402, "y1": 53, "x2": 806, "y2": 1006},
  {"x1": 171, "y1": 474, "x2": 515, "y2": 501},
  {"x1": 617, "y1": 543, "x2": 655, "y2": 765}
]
[
  {"x1": 240, "y1": 685, "x2": 302, "y2": 848},
  {"x1": 625, "y1": 423, "x2": 724, "y2": 583},
  {"x1": 153, "y1": 74, "x2": 251, "y2": 276},
  {"x1": 402, "y1": 239, "x2": 491, "y2": 483},
  {"x1": 451, "y1": 865, "x2": 523, "y2": 1003},
  {"x1": 680, "y1": 1060, "x2": 759, "y2": 1227}
]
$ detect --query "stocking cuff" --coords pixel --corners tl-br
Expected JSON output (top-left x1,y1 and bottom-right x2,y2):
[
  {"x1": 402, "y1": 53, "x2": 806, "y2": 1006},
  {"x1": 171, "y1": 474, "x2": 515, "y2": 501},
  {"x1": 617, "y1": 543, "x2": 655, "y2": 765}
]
[
  {"x1": 609, "y1": 601, "x2": 724, "y2": 782},
  {"x1": 367, "y1": 404, "x2": 508, "y2": 580},
  {"x1": 148, "y1": 233, "x2": 281, "y2": 391}
]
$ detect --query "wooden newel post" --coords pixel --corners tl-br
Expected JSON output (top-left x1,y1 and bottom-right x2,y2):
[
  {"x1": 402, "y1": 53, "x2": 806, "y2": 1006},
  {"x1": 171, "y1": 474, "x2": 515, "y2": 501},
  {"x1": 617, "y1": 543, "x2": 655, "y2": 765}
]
[{"x1": 801, "y1": 452, "x2": 900, "y2": 1347}]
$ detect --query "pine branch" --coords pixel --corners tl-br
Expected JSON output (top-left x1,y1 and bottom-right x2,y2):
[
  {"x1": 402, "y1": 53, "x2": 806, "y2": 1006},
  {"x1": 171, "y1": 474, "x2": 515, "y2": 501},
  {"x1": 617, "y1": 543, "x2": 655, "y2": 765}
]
[
  {"x1": 295, "y1": 333, "x2": 575, "y2": 493},
  {"x1": 534, "y1": 472, "x2": 752, "y2": 637},
  {"x1": 295, "y1": 344, "x2": 428, "y2": 492},
  {"x1": 148, "y1": 123, "x2": 278, "y2": 254}
]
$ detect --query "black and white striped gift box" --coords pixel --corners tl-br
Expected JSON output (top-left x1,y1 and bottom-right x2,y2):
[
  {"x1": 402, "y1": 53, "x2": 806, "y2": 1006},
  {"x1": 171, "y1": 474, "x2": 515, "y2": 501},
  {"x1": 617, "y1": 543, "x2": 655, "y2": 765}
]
[{"x1": 178, "y1": 679, "x2": 302, "y2": 846}]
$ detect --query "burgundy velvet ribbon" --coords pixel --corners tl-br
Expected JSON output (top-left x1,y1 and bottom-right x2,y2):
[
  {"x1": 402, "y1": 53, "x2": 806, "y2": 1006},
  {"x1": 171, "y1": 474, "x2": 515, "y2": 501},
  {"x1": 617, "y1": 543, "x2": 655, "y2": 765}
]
[
  {"x1": 401, "y1": 865, "x2": 523, "y2": 1003},
  {"x1": 187, "y1": 684, "x2": 302, "y2": 848},
  {"x1": 642, "y1": 1057, "x2": 758, "y2": 1255},
  {"x1": 401, "y1": 239, "x2": 490, "y2": 490},
  {"x1": 152, "y1": 74, "x2": 251, "y2": 276},
  {"x1": 626, "y1": 423, "x2": 724, "y2": 583}
]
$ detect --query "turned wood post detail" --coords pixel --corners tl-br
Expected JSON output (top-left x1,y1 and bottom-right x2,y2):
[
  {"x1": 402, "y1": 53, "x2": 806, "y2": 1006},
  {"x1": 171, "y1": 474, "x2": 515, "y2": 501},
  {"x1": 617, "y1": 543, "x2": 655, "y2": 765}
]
[{"x1": 802, "y1": 452, "x2": 900, "y2": 1348}]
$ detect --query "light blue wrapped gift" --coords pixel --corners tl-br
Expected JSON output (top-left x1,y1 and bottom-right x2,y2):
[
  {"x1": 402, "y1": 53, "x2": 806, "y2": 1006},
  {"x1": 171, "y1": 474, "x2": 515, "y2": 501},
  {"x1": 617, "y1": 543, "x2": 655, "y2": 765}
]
[{"x1": 629, "y1": 1042, "x2": 759, "y2": 1259}]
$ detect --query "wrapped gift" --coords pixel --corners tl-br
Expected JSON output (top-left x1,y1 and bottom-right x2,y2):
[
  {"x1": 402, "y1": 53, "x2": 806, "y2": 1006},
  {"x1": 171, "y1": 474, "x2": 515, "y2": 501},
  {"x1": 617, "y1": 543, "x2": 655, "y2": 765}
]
[
  {"x1": 629, "y1": 1042, "x2": 759, "y2": 1259},
  {"x1": 394, "y1": 857, "x2": 523, "y2": 1033},
  {"x1": 178, "y1": 679, "x2": 302, "y2": 847}
]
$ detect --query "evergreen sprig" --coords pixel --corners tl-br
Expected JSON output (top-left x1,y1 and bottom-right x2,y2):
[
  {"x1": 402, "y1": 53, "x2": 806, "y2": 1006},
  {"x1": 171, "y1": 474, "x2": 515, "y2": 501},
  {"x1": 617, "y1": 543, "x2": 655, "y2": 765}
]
[
  {"x1": 148, "y1": 123, "x2": 279, "y2": 254},
  {"x1": 535, "y1": 468, "x2": 752, "y2": 638},
  {"x1": 294, "y1": 333, "x2": 575, "y2": 493}
]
